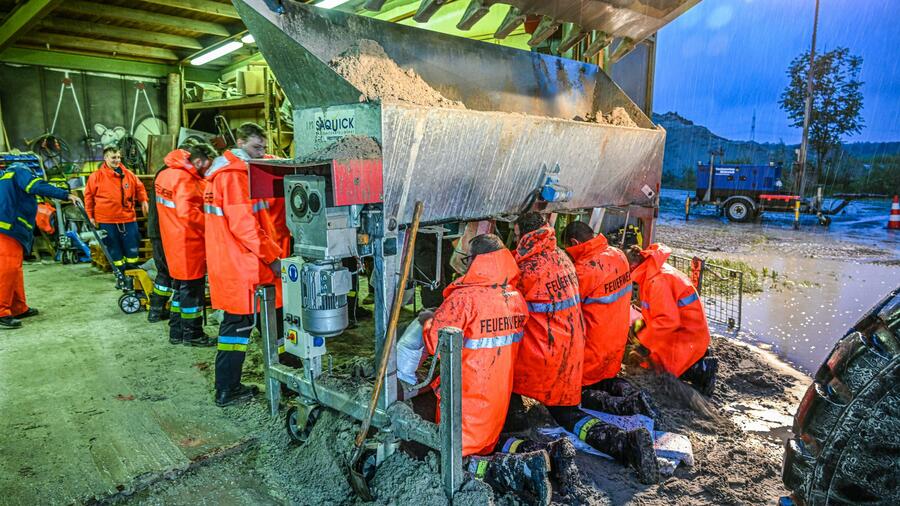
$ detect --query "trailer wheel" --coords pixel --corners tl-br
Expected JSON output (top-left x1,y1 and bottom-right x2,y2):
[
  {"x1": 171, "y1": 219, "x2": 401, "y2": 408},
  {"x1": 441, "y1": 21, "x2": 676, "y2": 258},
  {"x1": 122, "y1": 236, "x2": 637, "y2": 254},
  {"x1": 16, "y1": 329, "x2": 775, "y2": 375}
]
[
  {"x1": 286, "y1": 404, "x2": 321, "y2": 444},
  {"x1": 118, "y1": 293, "x2": 142, "y2": 314},
  {"x1": 782, "y1": 288, "x2": 900, "y2": 505},
  {"x1": 817, "y1": 215, "x2": 832, "y2": 226},
  {"x1": 724, "y1": 198, "x2": 754, "y2": 222}
]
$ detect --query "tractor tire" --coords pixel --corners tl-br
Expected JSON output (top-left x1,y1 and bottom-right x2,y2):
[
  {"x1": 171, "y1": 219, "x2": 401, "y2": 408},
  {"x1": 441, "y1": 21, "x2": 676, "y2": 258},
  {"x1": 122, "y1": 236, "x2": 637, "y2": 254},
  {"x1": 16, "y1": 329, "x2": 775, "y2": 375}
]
[
  {"x1": 782, "y1": 287, "x2": 900, "y2": 505},
  {"x1": 725, "y1": 198, "x2": 754, "y2": 222}
]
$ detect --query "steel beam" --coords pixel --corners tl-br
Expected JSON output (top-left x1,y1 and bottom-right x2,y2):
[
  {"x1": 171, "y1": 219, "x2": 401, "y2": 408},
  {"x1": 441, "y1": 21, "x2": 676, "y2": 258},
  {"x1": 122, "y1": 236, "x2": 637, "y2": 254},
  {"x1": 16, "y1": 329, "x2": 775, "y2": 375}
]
[
  {"x1": 456, "y1": 0, "x2": 491, "y2": 31},
  {"x1": 413, "y1": 0, "x2": 447, "y2": 24},
  {"x1": 527, "y1": 16, "x2": 561, "y2": 47},
  {"x1": 258, "y1": 284, "x2": 282, "y2": 418},
  {"x1": 56, "y1": 1, "x2": 231, "y2": 37},
  {"x1": 0, "y1": 0, "x2": 62, "y2": 52},
  {"x1": 583, "y1": 31, "x2": 612, "y2": 59},
  {"x1": 438, "y1": 327, "x2": 464, "y2": 498},
  {"x1": 558, "y1": 25, "x2": 588, "y2": 54},
  {"x1": 0, "y1": 47, "x2": 218, "y2": 79},
  {"x1": 40, "y1": 18, "x2": 202, "y2": 50},
  {"x1": 494, "y1": 6, "x2": 526, "y2": 39}
]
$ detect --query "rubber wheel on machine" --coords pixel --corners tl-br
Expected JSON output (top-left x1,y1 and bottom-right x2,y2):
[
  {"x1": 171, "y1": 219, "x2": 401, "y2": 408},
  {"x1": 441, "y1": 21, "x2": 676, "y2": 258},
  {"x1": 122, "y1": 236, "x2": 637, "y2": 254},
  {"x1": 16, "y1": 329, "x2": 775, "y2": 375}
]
[
  {"x1": 286, "y1": 404, "x2": 321, "y2": 444},
  {"x1": 817, "y1": 215, "x2": 832, "y2": 227},
  {"x1": 725, "y1": 199, "x2": 753, "y2": 222},
  {"x1": 782, "y1": 288, "x2": 900, "y2": 505},
  {"x1": 118, "y1": 293, "x2": 142, "y2": 314}
]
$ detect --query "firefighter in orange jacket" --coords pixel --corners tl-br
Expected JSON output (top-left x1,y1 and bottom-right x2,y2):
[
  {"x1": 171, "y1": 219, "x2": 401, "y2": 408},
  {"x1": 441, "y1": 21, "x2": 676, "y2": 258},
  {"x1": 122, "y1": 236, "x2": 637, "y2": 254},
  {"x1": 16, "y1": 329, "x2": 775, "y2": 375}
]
[
  {"x1": 205, "y1": 123, "x2": 282, "y2": 407},
  {"x1": 414, "y1": 234, "x2": 554, "y2": 502},
  {"x1": 156, "y1": 144, "x2": 217, "y2": 347},
  {"x1": 83, "y1": 146, "x2": 149, "y2": 274},
  {"x1": 562, "y1": 221, "x2": 655, "y2": 412},
  {"x1": 513, "y1": 213, "x2": 659, "y2": 484},
  {"x1": 1, "y1": 163, "x2": 81, "y2": 329},
  {"x1": 627, "y1": 243, "x2": 717, "y2": 395}
]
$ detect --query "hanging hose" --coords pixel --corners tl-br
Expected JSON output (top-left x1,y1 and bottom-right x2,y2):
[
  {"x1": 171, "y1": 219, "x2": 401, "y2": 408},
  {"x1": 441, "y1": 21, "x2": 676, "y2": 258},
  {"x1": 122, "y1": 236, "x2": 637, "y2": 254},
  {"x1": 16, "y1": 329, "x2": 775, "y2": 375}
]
[
  {"x1": 118, "y1": 134, "x2": 146, "y2": 174},
  {"x1": 29, "y1": 134, "x2": 72, "y2": 175}
]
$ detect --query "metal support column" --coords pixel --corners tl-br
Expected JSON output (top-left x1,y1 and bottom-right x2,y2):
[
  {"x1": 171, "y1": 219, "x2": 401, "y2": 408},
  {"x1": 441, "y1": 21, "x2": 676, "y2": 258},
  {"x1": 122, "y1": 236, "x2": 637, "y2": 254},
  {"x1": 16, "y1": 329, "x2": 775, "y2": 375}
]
[
  {"x1": 374, "y1": 226, "x2": 401, "y2": 411},
  {"x1": 438, "y1": 326, "x2": 464, "y2": 499},
  {"x1": 257, "y1": 284, "x2": 282, "y2": 418}
]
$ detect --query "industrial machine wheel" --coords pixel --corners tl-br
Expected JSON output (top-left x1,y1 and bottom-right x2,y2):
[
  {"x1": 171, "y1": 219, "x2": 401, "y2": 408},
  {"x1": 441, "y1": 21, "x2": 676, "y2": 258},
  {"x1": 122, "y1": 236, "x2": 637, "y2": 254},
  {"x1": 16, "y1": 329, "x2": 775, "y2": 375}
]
[
  {"x1": 782, "y1": 287, "x2": 900, "y2": 505},
  {"x1": 118, "y1": 293, "x2": 142, "y2": 314},
  {"x1": 724, "y1": 198, "x2": 754, "y2": 222},
  {"x1": 817, "y1": 215, "x2": 832, "y2": 227},
  {"x1": 286, "y1": 404, "x2": 322, "y2": 444}
]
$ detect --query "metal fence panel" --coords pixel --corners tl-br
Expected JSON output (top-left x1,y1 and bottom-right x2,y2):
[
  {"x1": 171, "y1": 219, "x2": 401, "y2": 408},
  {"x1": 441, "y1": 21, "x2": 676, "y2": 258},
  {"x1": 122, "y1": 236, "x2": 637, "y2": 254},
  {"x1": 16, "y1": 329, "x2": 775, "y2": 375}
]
[{"x1": 668, "y1": 254, "x2": 743, "y2": 332}]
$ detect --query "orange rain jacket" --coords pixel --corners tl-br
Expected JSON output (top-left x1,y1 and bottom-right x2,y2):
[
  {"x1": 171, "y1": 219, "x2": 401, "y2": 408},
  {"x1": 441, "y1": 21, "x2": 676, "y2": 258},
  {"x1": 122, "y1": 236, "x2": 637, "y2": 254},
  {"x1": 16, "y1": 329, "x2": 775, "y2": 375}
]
[
  {"x1": 156, "y1": 149, "x2": 207, "y2": 281},
  {"x1": 84, "y1": 163, "x2": 148, "y2": 224},
  {"x1": 631, "y1": 244, "x2": 710, "y2": 377},
  {"x1": 204, "y1": 150, "x2": 283, "y2": 314},
  {"x1": 513, "y1": 225, "x2": 585, "y2": 407},
  {"x1": 566, "y1": 234, "x2": 632, "y2": 385},
  {"x1": 424, "y1": 248, "x2": 528, "y2": 456}
]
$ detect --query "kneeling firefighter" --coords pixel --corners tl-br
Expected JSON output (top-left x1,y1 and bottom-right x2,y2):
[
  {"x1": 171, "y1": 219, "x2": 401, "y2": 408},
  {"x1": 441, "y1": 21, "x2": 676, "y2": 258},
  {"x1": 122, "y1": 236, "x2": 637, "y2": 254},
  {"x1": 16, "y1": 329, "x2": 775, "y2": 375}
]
[{"x1": 626, "y1": 243, "x2": 717, "y2": 395}]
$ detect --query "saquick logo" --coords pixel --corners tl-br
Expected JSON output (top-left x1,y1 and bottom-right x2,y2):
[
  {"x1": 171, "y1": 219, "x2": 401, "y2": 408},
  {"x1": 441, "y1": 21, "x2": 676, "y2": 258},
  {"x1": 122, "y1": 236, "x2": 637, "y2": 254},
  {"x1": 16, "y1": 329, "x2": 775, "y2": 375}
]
[
  {"x1": 309, "y1": 110, "x2": 357, "y2": 142},
  {"x1": 315, "y1": 117, "x2": 354, "y2": 132}
]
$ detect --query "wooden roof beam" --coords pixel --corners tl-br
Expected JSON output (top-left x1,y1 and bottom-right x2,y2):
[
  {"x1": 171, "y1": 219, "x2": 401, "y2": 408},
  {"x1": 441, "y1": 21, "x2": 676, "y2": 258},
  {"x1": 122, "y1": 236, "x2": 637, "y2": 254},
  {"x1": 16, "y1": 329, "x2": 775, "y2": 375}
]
[
  {"x1": 57, "y1": 1, "x2": 231, "y2": 37},
  {"x1": 0, "y1": 0, "x2": 62, "y2": 52},
  {"x1": 23, "y1": 31, "x2": 179, "y2": 60},
  {"x1": 139, "y1": 0, "x2": 240, "y2": 20},
  {"x1": 40, "y1": 18, "x2": 202, "y2": 50}
]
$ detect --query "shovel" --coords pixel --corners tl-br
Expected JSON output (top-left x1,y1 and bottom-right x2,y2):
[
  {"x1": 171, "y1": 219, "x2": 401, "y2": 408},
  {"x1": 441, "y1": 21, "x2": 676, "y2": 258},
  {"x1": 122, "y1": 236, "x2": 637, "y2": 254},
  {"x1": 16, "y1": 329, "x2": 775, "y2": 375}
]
[{"x1": 347, "y1": 201, "x2": 424, "y2": 500}]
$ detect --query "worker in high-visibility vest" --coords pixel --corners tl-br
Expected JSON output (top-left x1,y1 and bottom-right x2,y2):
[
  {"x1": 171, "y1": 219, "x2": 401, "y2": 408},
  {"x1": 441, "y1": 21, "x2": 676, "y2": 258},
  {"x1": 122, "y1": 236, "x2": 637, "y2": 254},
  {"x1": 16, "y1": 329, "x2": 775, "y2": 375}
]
[
  {"x1": 0, "y1": 163, "x2": 82, "y2": 329},
  {"x1": 156, "y1": 143, "x2": 217, "y2": 346},
  {"x1": 83, "y1": 146, "x2": 149, "y2": 276},
  {"x1": 204, "y1": 123, "x2": 283, "y2": 407},
  {"x1": 626, "y1": 243, "x2": 717, "y2": 396}
]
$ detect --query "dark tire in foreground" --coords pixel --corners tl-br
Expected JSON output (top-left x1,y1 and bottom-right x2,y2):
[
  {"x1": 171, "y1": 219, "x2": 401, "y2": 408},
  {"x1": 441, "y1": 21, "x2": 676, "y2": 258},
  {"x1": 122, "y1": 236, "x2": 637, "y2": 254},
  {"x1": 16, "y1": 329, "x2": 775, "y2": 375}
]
[{"x1": 783, "y1": 286, "x2": 900, "y2": 505}]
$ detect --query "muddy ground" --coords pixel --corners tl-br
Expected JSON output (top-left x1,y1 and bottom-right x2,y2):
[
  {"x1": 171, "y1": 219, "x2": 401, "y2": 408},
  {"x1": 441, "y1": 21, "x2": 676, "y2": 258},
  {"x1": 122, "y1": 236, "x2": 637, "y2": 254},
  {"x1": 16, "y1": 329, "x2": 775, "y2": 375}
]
[{"x1": 13, "y1": 198, "x2": 897, "y2": 505}]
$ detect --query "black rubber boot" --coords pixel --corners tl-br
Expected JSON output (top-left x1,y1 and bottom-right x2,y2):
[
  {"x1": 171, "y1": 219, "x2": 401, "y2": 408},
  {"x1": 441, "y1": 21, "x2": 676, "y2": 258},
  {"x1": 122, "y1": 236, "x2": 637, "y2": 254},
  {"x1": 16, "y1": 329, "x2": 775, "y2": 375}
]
[
  {"x1": 168, "y1": 316, "x2": 183, "y2": 344},
  {"x1": 215, "y1": 383, "x2": 259, "y2": 407},
  {"x1": 625, "y1": 428, "x2": 660, "y2": 485},
  {"x1": 147, "y1": 293, "x2": 170, "y2": 323},
  {"x1": 0, "y1": 316, "x2": 22, "y2": 329},
  {"x1": 183, "y1": 319, "x2": 214, "y2": 347},
  {"x1": 474, "y1": 450, "x2": 552, "y2": 506},
  {"x1": 582, "y1": 420, "x2": 659, "y2": 484},
  {"x1": 582, "y1": 389, "x2": 658, "y2": 419},
  {"x1": 543, "y1": 437, "x2": 579, "y2": 497},
  {"x1": 681, "y1": 356, "x2": 719, "y2": 397}
]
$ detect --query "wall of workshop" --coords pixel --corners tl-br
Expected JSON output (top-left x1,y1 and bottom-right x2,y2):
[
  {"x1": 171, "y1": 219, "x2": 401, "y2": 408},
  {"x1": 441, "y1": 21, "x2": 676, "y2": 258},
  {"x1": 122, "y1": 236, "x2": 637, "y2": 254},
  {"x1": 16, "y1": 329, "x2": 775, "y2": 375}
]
[{"x1": 0, "y1": 63, "x2": 166, "y2": 167}]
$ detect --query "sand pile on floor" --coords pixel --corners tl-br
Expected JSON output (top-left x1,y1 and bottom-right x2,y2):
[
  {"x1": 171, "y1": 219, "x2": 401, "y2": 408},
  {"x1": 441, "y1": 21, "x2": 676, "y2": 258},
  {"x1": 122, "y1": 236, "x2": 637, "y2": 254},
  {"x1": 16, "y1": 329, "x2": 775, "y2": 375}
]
[{"x1": 329, "y1": 40, "x2": 465, "y2": 109}]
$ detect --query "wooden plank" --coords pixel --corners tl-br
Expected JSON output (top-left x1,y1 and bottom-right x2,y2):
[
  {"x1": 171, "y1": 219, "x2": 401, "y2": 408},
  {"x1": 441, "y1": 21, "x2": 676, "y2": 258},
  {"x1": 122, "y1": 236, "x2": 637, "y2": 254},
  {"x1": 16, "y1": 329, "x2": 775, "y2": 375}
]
[
  {"x1": 0, "y1": 0, "x2": 62, "y2": 52},
  {"x1": 23, "y1": 32, "x2": 179, "y2": 60},
  {"x1": 183, "y1": 95, "x2": 265, "y2": 110},
  {"x1": 57, "y1": 1, "x2": 231, "y2": 37},
  {"x1": 40, "y1": 18, "x2": 202, "y2": 50},
  {"x1": 139, "y1": 0, "x2": 240, "y2": 19}
]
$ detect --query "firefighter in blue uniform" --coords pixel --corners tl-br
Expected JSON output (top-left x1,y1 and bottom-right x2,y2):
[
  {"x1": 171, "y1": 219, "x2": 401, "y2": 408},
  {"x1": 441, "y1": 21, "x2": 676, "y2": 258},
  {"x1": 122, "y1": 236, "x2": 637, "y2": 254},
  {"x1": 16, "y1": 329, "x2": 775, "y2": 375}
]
[{"x1": 0, "y1": 162, "x2": 81, "y2": 329}]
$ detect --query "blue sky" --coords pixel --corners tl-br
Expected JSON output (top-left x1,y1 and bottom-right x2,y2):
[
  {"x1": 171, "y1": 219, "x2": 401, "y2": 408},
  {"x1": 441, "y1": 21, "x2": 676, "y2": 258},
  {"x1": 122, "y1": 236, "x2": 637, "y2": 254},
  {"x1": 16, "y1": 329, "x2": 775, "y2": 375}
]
[{"x1": 654, "y1": 0, "x2": 900, "y2": 143}]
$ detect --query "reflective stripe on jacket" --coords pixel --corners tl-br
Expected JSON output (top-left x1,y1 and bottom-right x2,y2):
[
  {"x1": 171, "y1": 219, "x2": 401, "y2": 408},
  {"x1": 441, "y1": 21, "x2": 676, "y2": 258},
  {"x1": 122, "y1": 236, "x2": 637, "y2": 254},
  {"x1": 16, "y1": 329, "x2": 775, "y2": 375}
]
[
  {"x1": 631, "y1": 243, "x2": 710, "y2": 377},
  {"x1": 0, "y1": 164, "x2": 68, "y2": 251},
  {"x1": 204, "y1": 150, "x2": 283, "y2": 314},
  {"x1": 513, "y1": 225, "x2": 585, "y2": 407},
  {"x1": 156, "y1": 149, "x2": 206, "y2": 280},
  {"x1": 424, "y1": 248, "x2": 528, "y2": 456},
  {"x1": 83, "y1": 163, "x2": 148, "y2": 223},
  {"x1": 566, "y1": 234, "x2": 632, "y2": 385}
]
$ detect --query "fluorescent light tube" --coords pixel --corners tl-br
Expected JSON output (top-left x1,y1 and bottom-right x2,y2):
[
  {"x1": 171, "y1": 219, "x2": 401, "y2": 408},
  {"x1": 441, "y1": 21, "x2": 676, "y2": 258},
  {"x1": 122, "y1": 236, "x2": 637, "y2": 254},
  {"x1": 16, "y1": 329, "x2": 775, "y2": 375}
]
[
  {"x1": 191, "y1": 41, "x2": 244, "y2": 66},
  {"x1": 317, "y1": 0, "x2": 351, "y2": 8}
]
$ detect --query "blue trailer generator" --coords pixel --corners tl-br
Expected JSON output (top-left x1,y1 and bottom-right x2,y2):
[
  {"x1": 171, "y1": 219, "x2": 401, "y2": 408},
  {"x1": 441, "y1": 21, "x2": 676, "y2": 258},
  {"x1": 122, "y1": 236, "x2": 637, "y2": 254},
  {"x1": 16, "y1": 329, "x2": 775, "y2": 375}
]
[{"x1": 695, "y1": 162, "x2": 783, "y2": 200}]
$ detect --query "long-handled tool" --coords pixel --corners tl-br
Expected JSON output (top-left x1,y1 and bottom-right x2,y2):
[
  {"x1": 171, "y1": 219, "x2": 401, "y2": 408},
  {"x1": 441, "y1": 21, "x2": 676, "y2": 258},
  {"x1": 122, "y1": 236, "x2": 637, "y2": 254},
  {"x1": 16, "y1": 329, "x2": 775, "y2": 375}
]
[
  {"x1": 347, "y1": 201, "x2": 424, "y2": 500},
  {"x1": 72, "y1": 201, "x2": 129, "y2": 288}
]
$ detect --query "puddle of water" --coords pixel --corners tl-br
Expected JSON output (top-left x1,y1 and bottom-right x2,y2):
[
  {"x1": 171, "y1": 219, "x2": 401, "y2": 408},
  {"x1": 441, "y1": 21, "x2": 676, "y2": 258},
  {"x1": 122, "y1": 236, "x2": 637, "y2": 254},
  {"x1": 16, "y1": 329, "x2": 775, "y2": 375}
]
[{"x1": 734, "y1": 255, "x2": 898, "y2": 374}]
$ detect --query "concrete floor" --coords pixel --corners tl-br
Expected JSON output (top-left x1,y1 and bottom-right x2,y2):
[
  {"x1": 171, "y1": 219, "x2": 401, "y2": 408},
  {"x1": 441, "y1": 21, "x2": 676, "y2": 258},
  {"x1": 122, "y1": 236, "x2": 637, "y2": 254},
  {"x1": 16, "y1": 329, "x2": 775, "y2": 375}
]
[{"x1": 0, "y1": 262, "x2": 249, "y2": 504}]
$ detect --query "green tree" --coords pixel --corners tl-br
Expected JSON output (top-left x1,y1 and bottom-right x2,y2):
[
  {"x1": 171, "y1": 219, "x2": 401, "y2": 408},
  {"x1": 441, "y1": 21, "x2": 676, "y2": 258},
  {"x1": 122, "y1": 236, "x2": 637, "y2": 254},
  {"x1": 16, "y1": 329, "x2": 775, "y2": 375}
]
[{"x1": 779, "y1": 47, "x2": 864, "y2": 191}]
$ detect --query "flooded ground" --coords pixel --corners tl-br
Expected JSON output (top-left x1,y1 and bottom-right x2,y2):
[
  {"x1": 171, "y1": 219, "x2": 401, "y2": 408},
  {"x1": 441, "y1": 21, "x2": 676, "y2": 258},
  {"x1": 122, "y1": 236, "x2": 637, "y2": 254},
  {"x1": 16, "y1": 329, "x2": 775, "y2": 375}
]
[{"x1": 656, "y1": 188, "x2": 900, "y2": 373}]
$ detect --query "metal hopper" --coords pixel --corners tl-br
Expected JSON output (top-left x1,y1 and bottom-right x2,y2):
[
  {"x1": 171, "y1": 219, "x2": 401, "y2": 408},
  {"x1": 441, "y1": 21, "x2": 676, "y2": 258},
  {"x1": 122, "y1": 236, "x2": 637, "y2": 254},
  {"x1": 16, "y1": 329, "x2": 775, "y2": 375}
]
[{"x1": 235, "y1": 0, "x2": 667, "y2": 227}]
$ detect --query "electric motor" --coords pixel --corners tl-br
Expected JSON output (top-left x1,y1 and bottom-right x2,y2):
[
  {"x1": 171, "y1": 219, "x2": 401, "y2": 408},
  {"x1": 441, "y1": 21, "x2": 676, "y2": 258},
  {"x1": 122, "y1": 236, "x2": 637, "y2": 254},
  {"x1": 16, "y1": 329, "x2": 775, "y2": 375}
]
[{"x1": 300, "y1": 261, "x2": 351, "y2": 337}]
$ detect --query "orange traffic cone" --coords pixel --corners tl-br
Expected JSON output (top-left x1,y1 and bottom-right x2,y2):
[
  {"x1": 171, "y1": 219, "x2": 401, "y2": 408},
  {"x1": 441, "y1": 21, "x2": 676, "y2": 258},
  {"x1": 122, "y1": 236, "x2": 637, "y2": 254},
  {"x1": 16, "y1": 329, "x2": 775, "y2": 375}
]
[{"x1": 890, "y1": 195, "x2": 900, "y2": 230}]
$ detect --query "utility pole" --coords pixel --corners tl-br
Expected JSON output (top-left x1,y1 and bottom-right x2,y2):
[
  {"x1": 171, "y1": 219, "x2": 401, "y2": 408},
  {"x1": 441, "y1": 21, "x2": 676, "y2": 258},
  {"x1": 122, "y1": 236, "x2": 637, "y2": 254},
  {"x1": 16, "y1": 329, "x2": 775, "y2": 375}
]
[
  {"x1": 797, "y1": 0, "x2": 820, "y2": 199},
  {"x1": 750, "y1": 108, "x2": 756, "y2": 143}
]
